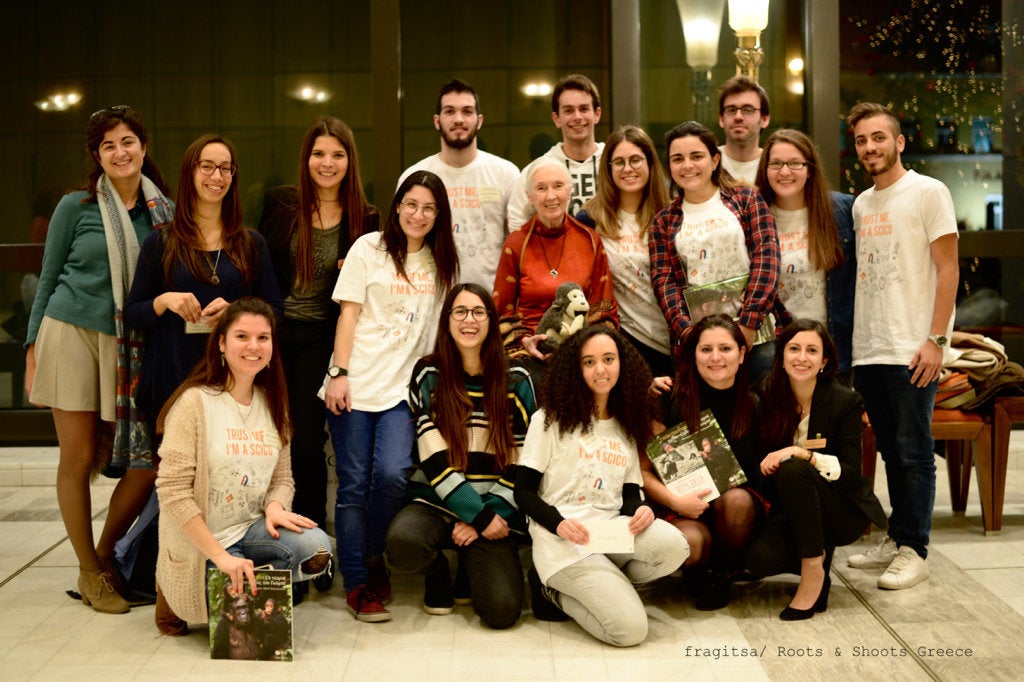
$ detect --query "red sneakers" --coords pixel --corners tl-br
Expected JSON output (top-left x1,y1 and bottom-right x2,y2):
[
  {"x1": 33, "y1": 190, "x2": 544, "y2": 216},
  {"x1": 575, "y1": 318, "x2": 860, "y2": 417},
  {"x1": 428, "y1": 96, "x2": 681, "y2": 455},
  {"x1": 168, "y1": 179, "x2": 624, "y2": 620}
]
[{"x1": 346, "y1": 584, "x2": 391, "y2": 623}]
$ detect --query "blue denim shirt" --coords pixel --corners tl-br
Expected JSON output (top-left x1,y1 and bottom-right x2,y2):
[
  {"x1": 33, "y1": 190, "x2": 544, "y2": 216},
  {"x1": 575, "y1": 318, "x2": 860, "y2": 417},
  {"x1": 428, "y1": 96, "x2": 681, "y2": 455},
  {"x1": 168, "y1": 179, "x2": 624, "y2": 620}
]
[{"x1": 826, "y1": 192, "x2": 856, "y2": 373}]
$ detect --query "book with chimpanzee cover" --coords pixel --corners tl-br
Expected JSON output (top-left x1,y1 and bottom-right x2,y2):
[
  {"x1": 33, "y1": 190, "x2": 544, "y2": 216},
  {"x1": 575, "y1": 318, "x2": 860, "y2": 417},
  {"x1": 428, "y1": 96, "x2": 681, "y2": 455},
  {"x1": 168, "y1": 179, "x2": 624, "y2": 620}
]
[
  {"x1": 207, "y1": 566, "x2": 293, "y2": 661},
  {"x1": 645, "y1": 409, "x2": 747, "y2": 502},
  {"x1": 683, "y1": 274, "x2": 774, "y2": 346}
]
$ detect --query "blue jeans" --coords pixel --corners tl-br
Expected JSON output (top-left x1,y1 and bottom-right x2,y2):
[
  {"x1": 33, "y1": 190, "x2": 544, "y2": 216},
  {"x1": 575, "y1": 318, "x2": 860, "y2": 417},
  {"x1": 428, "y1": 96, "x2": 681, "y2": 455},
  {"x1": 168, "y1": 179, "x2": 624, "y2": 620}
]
[
  {"x1": 221, "y1": 518, "x2": 332, "y2": 582},
  {"x1": 327, "y1": 402, "x2": 415, "y2": 590},
  {"x1": 854, "y1": 364, "x2": 938, "y2": 559}
]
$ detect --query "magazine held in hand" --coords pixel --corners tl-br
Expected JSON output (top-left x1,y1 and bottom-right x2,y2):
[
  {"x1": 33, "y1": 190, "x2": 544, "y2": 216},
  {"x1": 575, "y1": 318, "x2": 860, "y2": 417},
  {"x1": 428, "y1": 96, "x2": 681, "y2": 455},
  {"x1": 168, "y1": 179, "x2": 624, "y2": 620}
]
[
  {"x1": 645, "y1": 410, "x2": 747, "y2": 501},
  {"x1": 682, "y1": 274, "x2": 774, "y2": 346},
  {"x1": 207, "y1": 566, "x2": 293, "y2": 661}
]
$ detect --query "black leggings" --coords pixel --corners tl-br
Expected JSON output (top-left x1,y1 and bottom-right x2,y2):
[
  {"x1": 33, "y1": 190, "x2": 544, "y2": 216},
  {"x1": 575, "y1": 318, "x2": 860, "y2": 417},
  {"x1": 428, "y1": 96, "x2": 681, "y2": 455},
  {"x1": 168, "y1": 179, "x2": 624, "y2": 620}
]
[{"x1": 746, "y1": 458, "x2": 869, "y2": 578}]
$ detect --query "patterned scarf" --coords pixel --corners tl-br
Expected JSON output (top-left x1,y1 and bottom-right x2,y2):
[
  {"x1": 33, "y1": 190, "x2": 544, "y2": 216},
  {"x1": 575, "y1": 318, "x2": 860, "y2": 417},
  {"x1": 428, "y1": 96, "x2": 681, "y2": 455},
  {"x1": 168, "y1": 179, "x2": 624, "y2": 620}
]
[{"x1": 97, "y1": 173, "x2": 174, "y2": 475}]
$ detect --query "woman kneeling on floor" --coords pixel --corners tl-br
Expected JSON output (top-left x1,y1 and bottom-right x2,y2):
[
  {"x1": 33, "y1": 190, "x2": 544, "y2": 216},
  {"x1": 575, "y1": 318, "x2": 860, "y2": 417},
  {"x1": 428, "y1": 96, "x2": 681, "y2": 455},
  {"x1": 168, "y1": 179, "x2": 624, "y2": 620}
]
[
  {"x1": 515, "y1": 326, "x2": 689, "y2": 647},
  {"x1": 385, "y1": 283, "x2": 537, "y2": 629},
  {"x1": 153, "y1": 297, "x2": 331, "y2": 635}
]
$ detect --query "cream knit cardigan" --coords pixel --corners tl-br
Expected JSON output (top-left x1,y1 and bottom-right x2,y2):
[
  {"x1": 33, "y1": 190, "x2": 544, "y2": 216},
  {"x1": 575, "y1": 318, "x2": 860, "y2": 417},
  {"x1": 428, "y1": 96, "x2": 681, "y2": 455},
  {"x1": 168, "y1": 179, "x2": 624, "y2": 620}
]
[{"x1": 155, "y1": 386, "x2": 294, "y2": 624}]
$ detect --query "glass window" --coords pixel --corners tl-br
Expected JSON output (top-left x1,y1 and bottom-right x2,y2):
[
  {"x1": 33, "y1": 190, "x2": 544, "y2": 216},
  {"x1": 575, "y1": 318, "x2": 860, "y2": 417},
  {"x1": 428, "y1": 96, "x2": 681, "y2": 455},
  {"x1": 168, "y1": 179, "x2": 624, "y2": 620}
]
[
  {"x1": 640, "y1": 0, "x2": 806, "y2": 153},
  {"x1": 839, "y1": 1, "x2": 1024, "y2": 358}
]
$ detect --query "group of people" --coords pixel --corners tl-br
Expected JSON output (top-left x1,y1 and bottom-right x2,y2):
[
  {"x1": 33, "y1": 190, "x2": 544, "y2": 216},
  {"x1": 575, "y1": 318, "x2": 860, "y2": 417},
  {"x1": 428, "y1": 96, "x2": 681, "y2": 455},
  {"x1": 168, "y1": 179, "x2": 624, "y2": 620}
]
[{"x1": 24, "y1": 70, "x2": 958, "y2": 648}]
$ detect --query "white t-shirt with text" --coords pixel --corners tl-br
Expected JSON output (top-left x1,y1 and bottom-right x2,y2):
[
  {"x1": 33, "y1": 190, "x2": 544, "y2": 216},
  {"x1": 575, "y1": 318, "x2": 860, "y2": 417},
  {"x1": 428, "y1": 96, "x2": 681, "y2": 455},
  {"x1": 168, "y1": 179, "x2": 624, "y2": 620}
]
[
  {"x1": 398, "y1": 151, "x2": 519, "y2": 290},
  {"x1": 852, "y1": 170, "x2": 957, "y2": 366},
  {"x1": 520, "y1": 409, "x2": 642, "y2": 582}
]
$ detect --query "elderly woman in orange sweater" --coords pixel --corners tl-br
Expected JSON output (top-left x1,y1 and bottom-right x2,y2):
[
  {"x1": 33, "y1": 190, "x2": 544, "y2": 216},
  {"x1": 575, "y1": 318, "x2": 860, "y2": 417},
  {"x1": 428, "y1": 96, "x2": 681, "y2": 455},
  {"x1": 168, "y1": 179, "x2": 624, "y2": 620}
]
[{"x1": 492, "y1": 157, "x2": 618, "y2": 367}]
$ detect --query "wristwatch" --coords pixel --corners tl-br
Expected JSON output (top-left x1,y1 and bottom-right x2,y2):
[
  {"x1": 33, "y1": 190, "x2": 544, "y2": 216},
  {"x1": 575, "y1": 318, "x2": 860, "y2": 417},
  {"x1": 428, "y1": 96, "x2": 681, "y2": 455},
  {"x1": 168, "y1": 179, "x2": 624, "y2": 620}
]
[
  {"x1": 928, "y1": 334, "x2": 948, "y2": 349},
  {"x1": 327, "y1": 365, "x2": 348, "y2": 378}
]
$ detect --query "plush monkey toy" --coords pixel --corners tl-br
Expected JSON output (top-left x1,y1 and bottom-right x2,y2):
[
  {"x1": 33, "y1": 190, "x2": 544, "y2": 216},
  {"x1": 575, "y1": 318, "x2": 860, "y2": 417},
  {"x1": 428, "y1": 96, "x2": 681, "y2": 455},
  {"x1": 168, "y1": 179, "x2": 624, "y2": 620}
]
[{"x1": 536, "y1": 282, "x2": 590, "y2": 354}]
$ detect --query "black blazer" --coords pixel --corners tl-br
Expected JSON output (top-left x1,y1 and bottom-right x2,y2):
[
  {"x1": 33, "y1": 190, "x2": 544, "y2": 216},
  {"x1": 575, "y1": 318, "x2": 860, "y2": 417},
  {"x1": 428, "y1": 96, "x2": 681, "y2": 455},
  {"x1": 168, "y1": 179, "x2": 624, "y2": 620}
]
[{"x1": 805, "y1": 378, "x2": 888, "y2": 529}]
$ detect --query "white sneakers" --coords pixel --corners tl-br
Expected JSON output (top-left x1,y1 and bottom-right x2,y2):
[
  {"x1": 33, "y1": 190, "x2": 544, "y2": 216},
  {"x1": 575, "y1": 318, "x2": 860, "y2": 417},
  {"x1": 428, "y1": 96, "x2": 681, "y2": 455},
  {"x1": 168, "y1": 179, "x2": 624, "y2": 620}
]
[
  {"x1": 848, "y1": 537, "x2": 928, "y2": 590},
  {"x1": 878, "y1": 546, "x2": 929, "y2": 590},
  {"x1": 848, "y1": 535, "x2": 898, "y2": 569}
]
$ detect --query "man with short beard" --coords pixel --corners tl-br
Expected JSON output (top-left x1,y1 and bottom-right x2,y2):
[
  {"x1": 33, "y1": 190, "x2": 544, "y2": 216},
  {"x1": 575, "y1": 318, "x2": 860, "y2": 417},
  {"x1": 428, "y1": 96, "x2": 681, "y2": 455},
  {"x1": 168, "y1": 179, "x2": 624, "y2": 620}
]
[
  {"x1": 398, "y1": 79, "x2": 520, "y2": 290},
  {"x1": 845, "y1": 101, "x2": 959, "y2": 591}
]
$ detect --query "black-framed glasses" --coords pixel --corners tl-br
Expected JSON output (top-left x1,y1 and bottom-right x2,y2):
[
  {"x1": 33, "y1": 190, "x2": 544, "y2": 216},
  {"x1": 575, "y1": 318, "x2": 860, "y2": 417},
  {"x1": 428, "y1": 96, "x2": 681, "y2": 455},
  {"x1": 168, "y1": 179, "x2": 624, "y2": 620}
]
[
  {"x1": 610, "y1": 155, "x2": 647, "y2": 171},
  {"x1": 766, "y1": 160, "x2": 810, "y2": 171},
  {"x1": 90, "y1": 105, "x2": 133, "y2": 119},
  {"x1": 722, "y1": 105, "x2": 761, "y2": 117},
  {"x1": 196, "y1": 161, "x2": 237, "y2": 178},
  {"x1": 450, "y1": 306, "x2": 489, "y2": 321},
  {"x1": 400, "y1": 201, "x2": 438, "y2": 219}
]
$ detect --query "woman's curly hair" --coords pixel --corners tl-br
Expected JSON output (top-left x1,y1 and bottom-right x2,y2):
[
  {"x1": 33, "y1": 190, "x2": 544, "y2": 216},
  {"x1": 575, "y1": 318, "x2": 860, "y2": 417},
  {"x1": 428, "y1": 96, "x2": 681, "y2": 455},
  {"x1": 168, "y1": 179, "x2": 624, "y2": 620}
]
[{"x1": 540, "y1": 325, "x2": 655, "y2": 448}]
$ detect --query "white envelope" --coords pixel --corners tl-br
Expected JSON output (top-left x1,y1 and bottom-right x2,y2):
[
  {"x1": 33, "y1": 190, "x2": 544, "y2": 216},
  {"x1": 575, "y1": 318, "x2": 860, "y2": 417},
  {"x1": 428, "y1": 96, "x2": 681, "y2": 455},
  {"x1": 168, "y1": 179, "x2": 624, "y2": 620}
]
[{"x1": 582, "y1": 518, "x2": 635, "y2": 554}]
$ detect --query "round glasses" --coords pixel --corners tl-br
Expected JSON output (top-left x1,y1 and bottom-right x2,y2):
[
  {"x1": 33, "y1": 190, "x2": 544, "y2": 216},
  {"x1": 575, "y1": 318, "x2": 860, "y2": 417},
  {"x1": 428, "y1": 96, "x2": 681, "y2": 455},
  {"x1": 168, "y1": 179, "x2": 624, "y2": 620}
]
[
  {"x1": 400, "y1": 201, "x2": 438, "y2": 219},
  {"x1": 610, "y1": 155, "x2": 647, "y2": 171},
  {"x1": 766, "y1": 160, "x2": 810, "y2": 171},
  {"x1": 450, "y1": 306, "x2": 489, "y2": 321},
  {"x1": 196, "y1": 161, "x2": 237, "y2": 177}
]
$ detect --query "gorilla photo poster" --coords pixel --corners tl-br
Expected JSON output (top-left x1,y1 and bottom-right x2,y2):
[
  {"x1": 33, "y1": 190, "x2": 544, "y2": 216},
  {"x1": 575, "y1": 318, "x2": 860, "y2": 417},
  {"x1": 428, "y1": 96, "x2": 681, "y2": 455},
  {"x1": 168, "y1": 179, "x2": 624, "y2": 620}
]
[{"x1": 207, "y1": 567, "x2": 293, "y2": 661}]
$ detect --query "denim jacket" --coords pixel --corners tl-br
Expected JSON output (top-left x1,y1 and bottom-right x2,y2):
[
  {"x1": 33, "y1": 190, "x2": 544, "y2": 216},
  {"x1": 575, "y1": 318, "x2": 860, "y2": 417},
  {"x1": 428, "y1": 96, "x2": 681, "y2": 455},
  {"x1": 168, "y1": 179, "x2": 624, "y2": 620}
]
[{"x1": 826, "y1": 192, "x2": 856, "y2": 373}]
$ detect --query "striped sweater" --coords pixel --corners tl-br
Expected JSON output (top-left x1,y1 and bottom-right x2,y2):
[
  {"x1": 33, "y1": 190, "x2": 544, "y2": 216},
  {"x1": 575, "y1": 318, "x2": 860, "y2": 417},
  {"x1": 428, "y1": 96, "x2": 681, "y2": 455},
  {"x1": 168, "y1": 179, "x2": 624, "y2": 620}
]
[{"x1": 407, "y1": 356, "x2": 537, "y2": 533}]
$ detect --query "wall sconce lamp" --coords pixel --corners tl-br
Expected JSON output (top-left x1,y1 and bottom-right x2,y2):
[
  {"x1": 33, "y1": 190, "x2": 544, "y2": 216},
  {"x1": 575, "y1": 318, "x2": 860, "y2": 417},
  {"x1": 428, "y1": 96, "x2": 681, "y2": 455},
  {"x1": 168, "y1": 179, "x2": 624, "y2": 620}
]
[
  {"x1": 291, "y1": 85, "x2": 331, "y2": 103},
  {"x1": 728, "y1": 0, "x2": 770, "y2": 81},
  {"x1": 35, "y1": 92, "x2": 81, "y2": 112},
  {"x1": 521, "y1": 82, "x2": 553, "y2": 99},
  {"x1": 677, "y1": 0, "x2": 726, "y2": 123}
]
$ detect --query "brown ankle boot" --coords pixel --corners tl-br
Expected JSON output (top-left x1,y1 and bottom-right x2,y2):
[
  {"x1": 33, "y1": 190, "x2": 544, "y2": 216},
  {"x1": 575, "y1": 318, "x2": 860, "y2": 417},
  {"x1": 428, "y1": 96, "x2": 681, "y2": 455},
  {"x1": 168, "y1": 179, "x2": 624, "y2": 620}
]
[
  {"x1": 78, "y1": 568, "x2": 130, "y2": 614},
  {"x1": 155, "y1": 586, "x2": 188, "y2": 636}
]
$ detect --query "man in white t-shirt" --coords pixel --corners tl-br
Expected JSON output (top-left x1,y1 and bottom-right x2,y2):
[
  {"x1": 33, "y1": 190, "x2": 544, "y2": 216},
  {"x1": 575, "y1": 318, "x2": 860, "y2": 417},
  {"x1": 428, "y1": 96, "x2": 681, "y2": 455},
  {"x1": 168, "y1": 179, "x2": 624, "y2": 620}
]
[
  {"x1": 717, "y1": 75, "x2": 770, "y2": 184},
  {"x1": 845, "y1": 102, "x2": 959, "y2": 591},
  {"x1": 508, "y1": 74, "x2": 605, "y2": 229},
  {"x1": 398, "y1": 79, "x2": 520, "y2": 290}
]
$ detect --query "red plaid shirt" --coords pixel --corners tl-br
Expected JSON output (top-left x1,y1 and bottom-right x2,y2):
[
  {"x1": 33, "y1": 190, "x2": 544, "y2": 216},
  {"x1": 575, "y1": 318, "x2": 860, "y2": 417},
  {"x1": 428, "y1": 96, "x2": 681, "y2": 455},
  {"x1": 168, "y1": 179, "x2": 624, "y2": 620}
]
[{"x1": 649, "y1": 185, "x2": 788, "y2": 347}]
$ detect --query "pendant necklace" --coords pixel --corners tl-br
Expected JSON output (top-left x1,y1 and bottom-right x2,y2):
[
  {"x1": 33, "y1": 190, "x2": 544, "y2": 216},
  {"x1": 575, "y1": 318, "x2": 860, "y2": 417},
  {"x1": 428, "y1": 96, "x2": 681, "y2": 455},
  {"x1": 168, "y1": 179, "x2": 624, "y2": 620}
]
[
  {"x1": 538, "y1": 230, "x2": 567, "y2": 278},
  {"x1": 204, "y1": 249, "x2": 222, "y2": 285},
  {"x1": 232, "y1": 389, "x2": 257, "y2": 429}
]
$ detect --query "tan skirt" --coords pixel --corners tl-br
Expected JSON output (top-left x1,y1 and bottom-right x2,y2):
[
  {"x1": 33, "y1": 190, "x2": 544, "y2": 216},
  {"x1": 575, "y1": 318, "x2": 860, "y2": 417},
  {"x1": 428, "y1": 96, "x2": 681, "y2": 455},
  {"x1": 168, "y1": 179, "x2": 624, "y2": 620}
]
[{"x1": 31, "y1": 316, "x2": 116, "y2": 421}]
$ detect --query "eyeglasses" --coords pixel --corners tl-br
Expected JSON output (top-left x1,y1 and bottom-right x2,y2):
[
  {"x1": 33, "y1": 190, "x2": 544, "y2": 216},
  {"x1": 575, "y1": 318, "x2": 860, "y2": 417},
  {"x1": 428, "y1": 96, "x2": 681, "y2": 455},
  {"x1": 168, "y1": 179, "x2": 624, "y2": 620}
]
[
  {"x1": 766, "y1": 160, "x2": 810, "y2": 171},
  {"x1": 722, "y1": 105, "x2": 761, "y2": 117},
  {"x1": 450, "y1": 306, "x2": 489, "y2": 321},
  {"x1": 196, "y1": 161, "x2": 237, "y2": 178},
  {"x1": 400, "y1": 201, "x2": 438, "y2": 219},
  {"x1": 90, "y1": 105, "x2": 133, "y2": 119},
  {"x1": 610, "y1": 155, "x2": 647, "y2": 171}
]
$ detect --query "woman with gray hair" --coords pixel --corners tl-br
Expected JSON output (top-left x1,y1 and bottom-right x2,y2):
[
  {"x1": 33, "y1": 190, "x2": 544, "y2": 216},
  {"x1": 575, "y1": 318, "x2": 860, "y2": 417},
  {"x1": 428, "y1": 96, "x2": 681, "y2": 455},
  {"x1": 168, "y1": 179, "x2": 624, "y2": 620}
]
[{"x1": 492, "y1": 157, "x2": 618, "y2": 363}]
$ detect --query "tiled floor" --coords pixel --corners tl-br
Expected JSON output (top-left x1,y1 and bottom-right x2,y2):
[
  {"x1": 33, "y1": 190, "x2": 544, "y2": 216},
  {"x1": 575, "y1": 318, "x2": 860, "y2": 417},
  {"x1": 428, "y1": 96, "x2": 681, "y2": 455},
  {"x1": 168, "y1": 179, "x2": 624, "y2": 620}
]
[{"x1": 1, "y1": 437, "x2": 1022, "y2": 681}]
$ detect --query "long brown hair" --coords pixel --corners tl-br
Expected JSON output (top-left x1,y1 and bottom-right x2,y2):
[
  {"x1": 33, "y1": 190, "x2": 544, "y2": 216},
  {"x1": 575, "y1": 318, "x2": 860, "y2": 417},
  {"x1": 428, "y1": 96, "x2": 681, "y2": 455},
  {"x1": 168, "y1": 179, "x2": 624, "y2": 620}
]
[
  {"x1": 161, "y1": 134, "x2": 254, "y2": 285},
  {"x1": 427, "y1": 283, "x2": 516, "y2": 470},
  {"x1": 82, "y1": 106, "x2": 169, "y2": 201},
  {"x1": 157, "y1": 297, "x2": 291, "y2": 444},
  {"x1": 755, "y1": 129, "x2": 843, "y2": 271},
  {"x1": 382, "y1": 171, "x2": 458, "y2": 296},
  {"x1": 583, "y1": 125, "x2": 669, "y2": 240},
  {"x1": 672, "y1": 314, "x2": 754, "y2": 440},
  {"x1": 758, "y1": 319, "x2": 839, "y2": 450},
  {"x1": 293, "y1": 117, "x2": 375, "y2": 293}
]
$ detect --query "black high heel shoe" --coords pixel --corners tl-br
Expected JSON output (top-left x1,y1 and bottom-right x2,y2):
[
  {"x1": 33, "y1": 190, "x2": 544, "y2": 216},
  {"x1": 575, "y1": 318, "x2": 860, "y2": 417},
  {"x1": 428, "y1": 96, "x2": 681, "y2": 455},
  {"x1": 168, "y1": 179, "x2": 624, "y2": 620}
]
[{"x1": 779, "y1": 574, "x2": 830, "y2": 621}]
